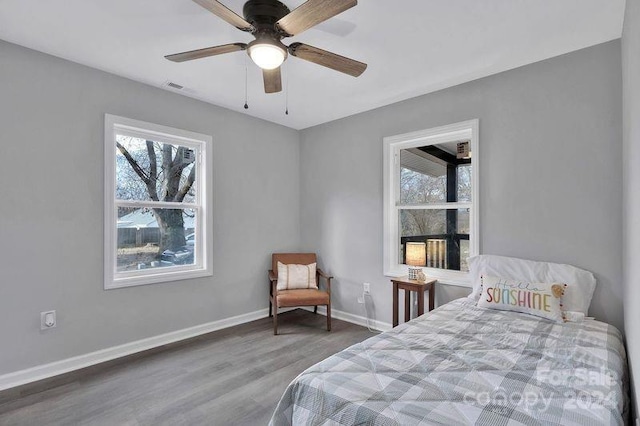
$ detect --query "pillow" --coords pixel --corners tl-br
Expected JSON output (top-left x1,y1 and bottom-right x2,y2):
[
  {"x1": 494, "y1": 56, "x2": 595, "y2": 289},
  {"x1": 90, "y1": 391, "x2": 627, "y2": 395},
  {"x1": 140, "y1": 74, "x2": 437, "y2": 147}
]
[
  {"x1": 467, "y1": 255, "x2": 596, "y2": 315},
  {"x1": 477, "y1": 276, "x2": 566, "y2": 322},
  {"x1": 276, "y1": 262, "x2": 318, "y2": 291}
]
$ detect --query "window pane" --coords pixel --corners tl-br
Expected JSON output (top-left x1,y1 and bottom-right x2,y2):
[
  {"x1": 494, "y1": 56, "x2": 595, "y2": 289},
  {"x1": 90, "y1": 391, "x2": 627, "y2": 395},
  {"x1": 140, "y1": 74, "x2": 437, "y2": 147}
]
[
  {"x1": 116, "y1": 135, "x2": 197, "y2": 203},
  {"x1": 400, "y1": 149, "x2": 446, "y2": 204},
  {"x1": 400, "y1": 146, "x2": 472, "y2": 205},
  {"x1": 117, "y1": 208, "x2": 197, "y2": 272},
  {"x1": 457, "y1": 208, "x2": 470, "y2": 234},
  {"x1": 400, "y1": 209, "x2": 446, "y2": 237},
  {"x1": 399, "y1": 208, "x2": 469, "y2": 271},
  {"x1": 457, "y1": 164, "x2": 472, "y2": 202},
  {"x1": 460, "y1": 240, "x2": 470, "y2": 272}
]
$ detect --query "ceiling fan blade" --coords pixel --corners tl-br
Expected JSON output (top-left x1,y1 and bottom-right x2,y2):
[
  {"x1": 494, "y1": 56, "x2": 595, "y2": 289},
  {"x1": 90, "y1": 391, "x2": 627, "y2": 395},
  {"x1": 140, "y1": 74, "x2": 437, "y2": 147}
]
[
  {"x1": 288, "y1": 43, "x2": 366, "y2": 77},
  {"x1": 192, "y1": 0, "x2": 254, "y2": 32},
  {"x1": 276, "y1": 0, "x2": 357, "y2": 37},
  {"x1": 263, "y1": 67, "x2": 282, "y2": 93},
  {"x1": 165, "y1": 43, "x2": 247, "y2": 62}
]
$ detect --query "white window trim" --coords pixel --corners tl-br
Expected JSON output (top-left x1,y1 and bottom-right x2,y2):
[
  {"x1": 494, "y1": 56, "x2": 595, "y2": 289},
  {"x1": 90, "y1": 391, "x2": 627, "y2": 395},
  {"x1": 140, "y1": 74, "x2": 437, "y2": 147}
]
[
  {"x1": 383, "y1": 119, "x2": 479, "y2": 287},
  {"x1": 104, "y1": 114, "x2": 213, "y2": 289}
]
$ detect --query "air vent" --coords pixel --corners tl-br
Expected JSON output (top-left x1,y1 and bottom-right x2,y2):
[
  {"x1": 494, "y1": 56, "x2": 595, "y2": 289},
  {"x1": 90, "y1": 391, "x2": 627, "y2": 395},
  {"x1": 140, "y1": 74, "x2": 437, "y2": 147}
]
[
  {"x1": 457, "y1": 141, "x2": 470, "y2": 159},
  {"x1": 182, "y1": 148, "x2": 195, "y2": 164},
  {"x1": 166, "y1": 81, "x2": 184, "y2": 90},
  {"x1": 162, "y1": 80, "x2": 196, "y2": 95}
]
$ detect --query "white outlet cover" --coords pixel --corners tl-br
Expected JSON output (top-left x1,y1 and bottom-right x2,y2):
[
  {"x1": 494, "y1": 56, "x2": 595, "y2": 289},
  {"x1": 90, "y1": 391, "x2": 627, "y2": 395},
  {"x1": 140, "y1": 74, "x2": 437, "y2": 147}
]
[{"x1": 40, "y1": 310, "x2": 56, "y2": 330}]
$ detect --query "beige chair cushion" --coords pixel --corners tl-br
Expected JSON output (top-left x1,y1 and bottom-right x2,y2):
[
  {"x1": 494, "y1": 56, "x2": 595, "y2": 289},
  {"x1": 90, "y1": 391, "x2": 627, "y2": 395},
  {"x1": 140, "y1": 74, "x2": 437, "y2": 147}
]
[
  {"x1": 277, "y1": 262, "x2": 318, "y2": 290},
  {"x1": 272, "y1": 253, "x2": 317, "y2": 275},
  {"x1": 276, "y1": 289, "x2": 330, "y2": 307}
]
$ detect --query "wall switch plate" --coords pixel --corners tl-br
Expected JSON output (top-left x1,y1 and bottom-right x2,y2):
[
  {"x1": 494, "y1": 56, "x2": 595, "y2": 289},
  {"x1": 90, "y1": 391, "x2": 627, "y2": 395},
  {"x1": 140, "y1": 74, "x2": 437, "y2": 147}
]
[
  {"x1": 40, "y1": 310, "x2": 56, "y2": 330},
  {"x1": 363, "y1": 283, "x2": 371, "y2": 294}
]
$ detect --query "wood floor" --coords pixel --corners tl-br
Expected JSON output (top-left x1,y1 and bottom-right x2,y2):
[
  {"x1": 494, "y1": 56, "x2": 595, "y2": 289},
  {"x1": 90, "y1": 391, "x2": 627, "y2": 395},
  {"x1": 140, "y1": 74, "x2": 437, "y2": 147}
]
[{"x1": 0, "y1": 310, "x2": 375, "y2": 426}]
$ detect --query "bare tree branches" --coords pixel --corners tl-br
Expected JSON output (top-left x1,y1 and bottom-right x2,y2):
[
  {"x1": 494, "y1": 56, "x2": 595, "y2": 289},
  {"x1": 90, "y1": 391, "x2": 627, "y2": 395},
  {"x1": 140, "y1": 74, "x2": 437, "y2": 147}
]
[
  {"x1": 175, "y1": 166, "x2": 196, "y2": 202},
  {"x1": 117, "y1": 137, "x2": 198, "y2": 251},
  {"x1": 116, "y1": 141, "x2": 150, "y2": 185},
  {"x1": 145, "y1": 140, "x2": 159, "y2": 201}
]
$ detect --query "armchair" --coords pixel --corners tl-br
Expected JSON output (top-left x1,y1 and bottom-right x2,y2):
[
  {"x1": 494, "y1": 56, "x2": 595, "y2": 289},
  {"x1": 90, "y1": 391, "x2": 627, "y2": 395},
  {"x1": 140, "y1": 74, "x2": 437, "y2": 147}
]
[{"x1": 268, "y1": 253, "x2": 333, "y2": 335}]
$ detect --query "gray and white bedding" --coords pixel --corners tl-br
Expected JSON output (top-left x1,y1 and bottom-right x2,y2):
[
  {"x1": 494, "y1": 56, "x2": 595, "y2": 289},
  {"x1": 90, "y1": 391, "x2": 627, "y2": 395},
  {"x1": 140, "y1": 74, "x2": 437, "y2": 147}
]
[{"x1": 269, "y1": 298, "x2": 628, "y2": 425}]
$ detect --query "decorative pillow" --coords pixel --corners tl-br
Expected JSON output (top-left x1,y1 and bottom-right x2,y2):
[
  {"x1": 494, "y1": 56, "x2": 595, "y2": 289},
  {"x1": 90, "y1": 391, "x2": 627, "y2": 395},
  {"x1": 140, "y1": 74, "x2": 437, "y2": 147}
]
[
  {"x1": 467, "y1": 255, "x2": 596, "y2": 315},
  {"x1": 276, "y1": 262, "x2": 318, "y2": 291},
  {"x1": 477, "y1": 276, "x2": 567, "y2": 322}
]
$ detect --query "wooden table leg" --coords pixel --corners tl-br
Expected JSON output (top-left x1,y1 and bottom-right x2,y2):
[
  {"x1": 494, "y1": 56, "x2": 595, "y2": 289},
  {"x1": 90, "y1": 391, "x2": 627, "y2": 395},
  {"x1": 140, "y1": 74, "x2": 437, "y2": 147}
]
[
  {"x1": 404, "y1": 288, "x2": 411, "y2": 322},
  {"x1": 392, "y1": 282, "x2": 399, "y2": 327},
  {"x1": 428, "y1": 282, "x2": 435, "y2": 311},
  {"x1": 417, "y1": 287, "x2": 424, "y2": 317}
]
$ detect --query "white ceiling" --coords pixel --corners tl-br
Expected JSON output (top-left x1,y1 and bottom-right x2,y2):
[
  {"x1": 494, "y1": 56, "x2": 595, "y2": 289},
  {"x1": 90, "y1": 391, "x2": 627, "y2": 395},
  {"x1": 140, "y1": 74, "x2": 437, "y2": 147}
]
[{"x1": 0, "y1": 0, "x2": 625, "y2": 130}]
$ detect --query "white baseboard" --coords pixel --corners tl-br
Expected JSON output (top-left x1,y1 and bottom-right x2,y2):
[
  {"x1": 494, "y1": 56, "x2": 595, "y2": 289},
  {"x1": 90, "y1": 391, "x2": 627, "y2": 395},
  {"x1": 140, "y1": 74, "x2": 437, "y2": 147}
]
[
  {"x1": 0, "y1": 308, "x2": 269, "y2": 392},
  {"x1": 0, "y1": 305, "x2": 391, "y2": 392},
  {"x1": 302, "y1": 306, "x2": 392, "y2": 332}
]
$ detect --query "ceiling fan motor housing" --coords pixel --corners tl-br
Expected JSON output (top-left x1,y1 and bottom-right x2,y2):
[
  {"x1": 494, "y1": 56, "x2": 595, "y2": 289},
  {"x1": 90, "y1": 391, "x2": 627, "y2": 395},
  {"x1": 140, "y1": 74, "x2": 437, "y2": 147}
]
[
  {"x1": 243, "y1": 0, "x2": 290, "y2": 68},
  {"x1": 242, "y1": 0, "x2": 290, "y2": 32}
]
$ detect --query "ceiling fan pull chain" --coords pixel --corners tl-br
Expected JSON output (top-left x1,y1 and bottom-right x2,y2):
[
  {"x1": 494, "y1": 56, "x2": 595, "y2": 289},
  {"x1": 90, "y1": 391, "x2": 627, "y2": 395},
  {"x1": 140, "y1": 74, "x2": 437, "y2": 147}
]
[
  {"x1": 285, "y1": 63, "x2": 289, "y2": 115},
  {"x1": 244, "y1": 62, "x2": 249, "y2": 109}
]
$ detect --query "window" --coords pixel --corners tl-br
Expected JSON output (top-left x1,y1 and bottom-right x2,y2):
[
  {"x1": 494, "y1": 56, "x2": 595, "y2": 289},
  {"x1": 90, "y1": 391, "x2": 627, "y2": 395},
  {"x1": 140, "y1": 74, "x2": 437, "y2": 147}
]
[
  {"x1": 383, "y1": 120, "x2": 479, "y2": 286},
  {"x1": 104, "y1": 115, "x2": 212, "y2": 289}
]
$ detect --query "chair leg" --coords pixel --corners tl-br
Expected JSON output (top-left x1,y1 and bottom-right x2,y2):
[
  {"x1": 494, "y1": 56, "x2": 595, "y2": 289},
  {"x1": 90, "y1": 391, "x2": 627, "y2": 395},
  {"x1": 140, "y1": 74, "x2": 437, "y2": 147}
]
[
  {"x1": 273, "y1": 307, "x2": 278, "y2": 335},
  {"x1": 314, "y1": 305, "x2": 318, "y2": 314},
  {"x1": 269, "y1": 300, "x2": 272, "y2": 317},
  {"x1": 327, "y1": 303, "x2": 331, "y2": 332}
]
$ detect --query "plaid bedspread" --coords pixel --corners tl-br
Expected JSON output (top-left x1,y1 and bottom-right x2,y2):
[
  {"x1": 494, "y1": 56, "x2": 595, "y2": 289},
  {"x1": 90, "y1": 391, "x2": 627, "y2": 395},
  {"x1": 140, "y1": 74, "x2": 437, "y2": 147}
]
[{"x1": 269, "y1": 299, "x2": 628, "y2": 426}]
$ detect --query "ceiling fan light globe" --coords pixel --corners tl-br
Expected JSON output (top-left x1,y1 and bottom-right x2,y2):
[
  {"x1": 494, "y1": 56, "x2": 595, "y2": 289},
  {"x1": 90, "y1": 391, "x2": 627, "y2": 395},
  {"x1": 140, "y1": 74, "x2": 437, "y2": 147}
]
[{"x1": 249, "y1": 43, "x2": 286, "y2": 70}]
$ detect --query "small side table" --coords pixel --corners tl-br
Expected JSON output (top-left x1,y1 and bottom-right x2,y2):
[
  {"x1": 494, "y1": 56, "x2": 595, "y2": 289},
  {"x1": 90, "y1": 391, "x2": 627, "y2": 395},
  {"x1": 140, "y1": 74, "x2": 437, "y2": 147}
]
[{"x1": 391, "y1": 276, "x2": 436, "y2": 327}]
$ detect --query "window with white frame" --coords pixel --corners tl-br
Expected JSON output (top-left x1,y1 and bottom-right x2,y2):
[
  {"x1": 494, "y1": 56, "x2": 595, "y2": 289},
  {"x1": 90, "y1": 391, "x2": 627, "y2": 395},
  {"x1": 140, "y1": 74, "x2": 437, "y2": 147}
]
[
  {"x1": 383, "y1": 120, "x2": 479, "y2": 286},
  {"x1": 104, "y1": 114, "x2": 212, "y2": 289}
]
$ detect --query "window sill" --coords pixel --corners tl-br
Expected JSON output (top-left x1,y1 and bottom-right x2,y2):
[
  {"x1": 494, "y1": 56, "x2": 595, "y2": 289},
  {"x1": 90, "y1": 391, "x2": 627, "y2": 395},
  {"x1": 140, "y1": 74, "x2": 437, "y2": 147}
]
[{"x1": 105, "y1": 267, "x2": 212, "y2": 290}]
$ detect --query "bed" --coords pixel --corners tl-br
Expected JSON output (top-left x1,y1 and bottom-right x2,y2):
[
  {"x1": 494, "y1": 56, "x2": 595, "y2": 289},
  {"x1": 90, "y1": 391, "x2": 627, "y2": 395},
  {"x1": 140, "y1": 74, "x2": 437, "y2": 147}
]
[{"x1": 269, "y1": 256, "x2": 628, "y2": 426}]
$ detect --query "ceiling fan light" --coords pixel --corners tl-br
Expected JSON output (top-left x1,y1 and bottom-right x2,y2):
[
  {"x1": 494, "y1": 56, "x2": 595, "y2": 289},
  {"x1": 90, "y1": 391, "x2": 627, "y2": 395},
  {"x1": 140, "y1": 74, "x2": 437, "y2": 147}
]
[{"x1": 248, "y1": 39, "x2": 287, "y2": 70}]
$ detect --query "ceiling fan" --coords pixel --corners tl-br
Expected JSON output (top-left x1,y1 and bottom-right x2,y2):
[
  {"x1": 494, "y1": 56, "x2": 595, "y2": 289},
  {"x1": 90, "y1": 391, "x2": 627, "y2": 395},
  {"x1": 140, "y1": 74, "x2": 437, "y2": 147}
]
[{"x1": 165, "y1": 0, "x2": 367, "y2": 94}]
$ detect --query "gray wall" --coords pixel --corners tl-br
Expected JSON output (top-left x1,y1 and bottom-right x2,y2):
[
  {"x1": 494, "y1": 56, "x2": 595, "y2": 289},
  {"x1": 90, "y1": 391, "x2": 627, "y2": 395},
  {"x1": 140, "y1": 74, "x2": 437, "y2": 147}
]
[
  {"x1": 0, "y1": 37, "x2": 627, "y2": 384},
  {"x1": 299, "y1": 41, "x2": 623, "y2": 331},
  {"x1": 0, "y1": 40, "x2": 301, "y2": 375},
  {"x1": 623, "y1": 0, "x2": 640, "y2": 418}
]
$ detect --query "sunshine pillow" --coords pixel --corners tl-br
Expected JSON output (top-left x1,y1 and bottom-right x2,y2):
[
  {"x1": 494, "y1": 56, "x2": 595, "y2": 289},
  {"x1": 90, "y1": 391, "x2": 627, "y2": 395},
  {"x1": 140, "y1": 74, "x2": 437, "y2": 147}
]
[
  {"x1": 276, "y1": 262, "x2": 318, "y2": 290},
  {"x1": 477, "y1": 276, "x2": 566, "y2": 322},
  {"x1": 467, "y1": 254, "x2": 595, "y2": 315}
]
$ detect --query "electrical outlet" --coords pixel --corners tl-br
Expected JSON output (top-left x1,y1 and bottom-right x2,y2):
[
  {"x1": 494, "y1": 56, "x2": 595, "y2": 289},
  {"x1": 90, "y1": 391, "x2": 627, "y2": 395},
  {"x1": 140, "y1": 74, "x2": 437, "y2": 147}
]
[
  {"x1": 40, "y1": 310, "x2": 56, "y2": 330},
  {"x1": 363, "y1": 282, "x2": 371, "y2": 294}
]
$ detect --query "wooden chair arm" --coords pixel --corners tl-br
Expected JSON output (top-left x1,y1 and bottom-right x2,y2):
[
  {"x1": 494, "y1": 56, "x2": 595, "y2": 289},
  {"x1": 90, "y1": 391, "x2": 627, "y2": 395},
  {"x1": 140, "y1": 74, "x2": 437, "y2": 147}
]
[
  {"x1": 269, "y1": 270, "x2": 277, "y2": 296},
  {"x1": 317, "y1": 268, "x2": 333, "y2": 280},
  {"x1": 316, "y1": 268, "x2": 333, "y2": 293}
]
